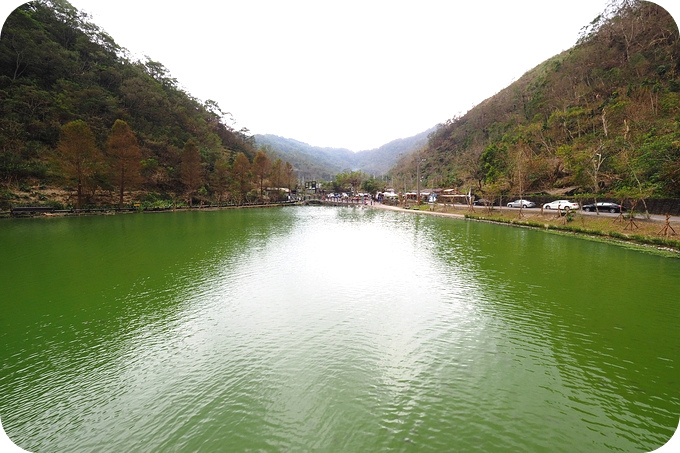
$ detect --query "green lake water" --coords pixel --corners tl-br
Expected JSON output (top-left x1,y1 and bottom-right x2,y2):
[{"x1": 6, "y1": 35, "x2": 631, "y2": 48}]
[{"x1": 1, "y1": 206, "x2": 678, "y2": 452}]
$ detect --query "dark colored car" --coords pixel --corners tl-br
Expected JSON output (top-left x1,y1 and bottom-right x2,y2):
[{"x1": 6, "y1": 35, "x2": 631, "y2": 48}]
[
  {"x1": 474, "y1": 198, "x2": 494, "y2": 206},
  {"x1": 582, "y1": 202, "x2": 625, "y2": 213}
]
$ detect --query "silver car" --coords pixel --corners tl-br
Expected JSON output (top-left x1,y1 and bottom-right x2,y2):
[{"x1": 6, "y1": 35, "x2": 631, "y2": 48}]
[{"x1": 507, "y1": 199, "x2": 536, "y2": 208}]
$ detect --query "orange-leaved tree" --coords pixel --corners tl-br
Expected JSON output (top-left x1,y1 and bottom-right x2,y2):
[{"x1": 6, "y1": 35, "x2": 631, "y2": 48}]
[
  {"x1": 231, "y1": 152, "x2": 252, "y2": 204},
  {"x1": 55, "y1": 120, "x2": 104, "y2": 209},
  {"x1": 211, "y1": 158, "x2": 231, "y2": 205},
  {"x1": 270, "y1": 158, "x2": 283, "y2": 189},
  {"x1": 252, "y1": 150, "x2": 271, "y2": 200},
  {"x1": 284, "y1": 161, "x2": 295, "y2": 191},
  {"x1": 106, "y1": 119, "x2": 141, "y2": 208},
  {"x1": 180, "y1": 139, "x2": 203, "y2": 207}
]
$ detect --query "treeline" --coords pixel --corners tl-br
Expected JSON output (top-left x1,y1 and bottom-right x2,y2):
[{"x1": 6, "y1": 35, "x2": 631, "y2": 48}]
[
  {"x1": 326, "y1": 170, "x2": 385, "y2": 195},
  {"x1": 0, "y1": 0, "x2": 296, "y2": 209},
  {"x1": 53, "y1": 118, "x2": 296, "y2": 209},
  {"x1": 390, "y1": 0, "x2": 680, "y2": 202}
]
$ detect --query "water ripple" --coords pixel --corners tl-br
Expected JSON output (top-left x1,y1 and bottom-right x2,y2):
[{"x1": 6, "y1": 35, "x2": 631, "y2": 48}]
[{"x1": 1, "y1": 207, "x2": 678, "y2": 452}]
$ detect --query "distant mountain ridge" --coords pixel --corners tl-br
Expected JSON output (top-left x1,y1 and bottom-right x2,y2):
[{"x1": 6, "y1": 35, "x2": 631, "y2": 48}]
[{"x1": 254, "y1": 127, "x2": 434, "y2": 180}]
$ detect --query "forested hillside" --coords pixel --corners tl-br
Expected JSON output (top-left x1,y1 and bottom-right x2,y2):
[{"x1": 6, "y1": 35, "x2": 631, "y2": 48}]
[
  {"x1": 0, "y1": 0, "x2": 294, "y2": 209},
  {"x1": 391, "y1": 0, "x2": 680, "y2": 202},
  {"x1": 353, "y1": 128, "x2": 433, "y2": 175},
  {"x1": 254, "y1": 135, "x2": 355, "y2": 182},
  {"x1": 3, "y1": 0, "x2": 679, "y2": 211},
  {"x1": 255, "y1": 128, "x2": 432, "y2": 181}
]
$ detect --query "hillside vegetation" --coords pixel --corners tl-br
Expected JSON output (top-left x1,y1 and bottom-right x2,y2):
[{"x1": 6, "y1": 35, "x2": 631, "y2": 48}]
[
  {"x1": 391, "y1": 0, "x2": 680, "y2": 203},
  {"x1": 0, "y1": 0, "x2": 294, "y2": 209},
  {"x1": 254, "y1": 135, "x2": 356, "y2": 182},
  {"x1": 2, "y1": 0, "x2": 679, "y2": 211}
]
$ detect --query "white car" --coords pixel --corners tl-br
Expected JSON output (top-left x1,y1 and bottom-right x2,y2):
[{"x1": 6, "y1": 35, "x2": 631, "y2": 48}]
[{"x1": 543, "y1": 200, "x2": 579, "y2": 210}]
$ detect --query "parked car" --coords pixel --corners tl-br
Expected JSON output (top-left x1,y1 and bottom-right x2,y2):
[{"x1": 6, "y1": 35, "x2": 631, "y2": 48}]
[
  {"x1": 582, "y1": 202, "x2": 625, "y2": 213},
  {"x1": 543, "y1": 200, "x2": 579, "y2": 210},
  {"x1": 507, "y1": 199, "x2": 536, "y2": 208},
  {"x1": 474, "y1": 198, "x2": 494, "y2": 206}
]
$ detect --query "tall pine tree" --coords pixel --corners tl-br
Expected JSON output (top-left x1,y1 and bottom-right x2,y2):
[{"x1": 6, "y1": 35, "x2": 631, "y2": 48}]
[
  {"x1": 180, "y1": 139, "x2": 202, "y2": 207},
  {"x1": 106, "y1": 119, "x2": 141, "y2": 208},
  {"x1": 54, "y1": 120, "x2": 104, "y2": 209}
]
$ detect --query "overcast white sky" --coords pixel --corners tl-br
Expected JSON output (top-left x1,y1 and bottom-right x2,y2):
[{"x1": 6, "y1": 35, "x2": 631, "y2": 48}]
[{"x1": 2, "y1": 1, "x2": 679, "y2": 151}]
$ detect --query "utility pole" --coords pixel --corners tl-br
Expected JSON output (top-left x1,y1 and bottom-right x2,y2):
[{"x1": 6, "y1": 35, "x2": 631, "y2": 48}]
[
  {"x1": 593, "y1": 151, "x2": 605, "y2": 214},
  {"x1": 416, "y1": 158, "x2": 426, "y2": 205}
]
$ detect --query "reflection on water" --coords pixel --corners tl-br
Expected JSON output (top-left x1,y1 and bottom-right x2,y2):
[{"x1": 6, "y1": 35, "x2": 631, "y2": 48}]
[{"x1": 1, "y1": 206, "x2": 678, "y2": 452}]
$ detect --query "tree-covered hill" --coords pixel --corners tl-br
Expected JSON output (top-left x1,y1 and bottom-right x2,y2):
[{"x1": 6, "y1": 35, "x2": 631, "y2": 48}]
[
  {"x1": 390, "y1": 0, "x2": 680, "y2": 201},
  {"x1": 353, "y1": 128, "x2": 434, "y2": 176},
  {"x1": 254, "y1": 135, "x2": 355, "y2": 182},
  {"x1": 0, "y1": 0, "x2": 274, "y2": 209},
  {"x1": 255, "y1": 127, "x2": 433, "y2": 181},
  {"x1": 4, "y1": 0, "x2": 678, "y2": 210}
]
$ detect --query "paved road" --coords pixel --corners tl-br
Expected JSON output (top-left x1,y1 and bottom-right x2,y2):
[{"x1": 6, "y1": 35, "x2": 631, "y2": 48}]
[{"x1": 359, "y1": 201, "x2": 679, "y2": 225}]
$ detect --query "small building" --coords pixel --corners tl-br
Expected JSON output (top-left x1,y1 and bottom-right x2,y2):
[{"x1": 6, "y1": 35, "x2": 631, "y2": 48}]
[
  {"x1": 439, "y1": 189, "x2": 471, "y2": 204},
  {"x1": 265, "y1": 187, "x2": 290, "y2": 201},
  {"x1": 379, "y1": 191, "x2": 399, "y2": 199},
  {"x1": 404, "y1": 192, "x2": 430, "y2": 202}
]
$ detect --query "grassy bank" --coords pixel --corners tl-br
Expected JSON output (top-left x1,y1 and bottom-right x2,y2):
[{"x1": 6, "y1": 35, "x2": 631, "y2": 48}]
[{"x1": 394, "y1": 203, "x2": 680, "y2": 254}]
